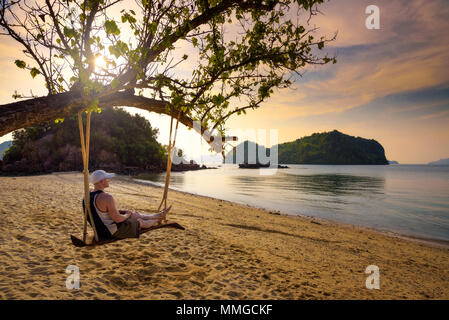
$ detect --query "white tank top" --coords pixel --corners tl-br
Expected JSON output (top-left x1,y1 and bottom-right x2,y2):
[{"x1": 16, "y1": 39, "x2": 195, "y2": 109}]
[{"x1": 93, "y1": 193, "x2": 118, "y2": 235}]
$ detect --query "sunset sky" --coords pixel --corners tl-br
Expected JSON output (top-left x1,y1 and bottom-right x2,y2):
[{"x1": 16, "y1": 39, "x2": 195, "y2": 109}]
[{"x1": 1, "y1": 0, "x2": 448, "y2": 164}]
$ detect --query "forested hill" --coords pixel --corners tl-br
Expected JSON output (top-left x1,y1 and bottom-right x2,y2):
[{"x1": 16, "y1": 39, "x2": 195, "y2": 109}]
[
  {"x1": 276, "y1": 130, "x2": 388, "y2": 164},
  {"x1": 1, "y1": 108, "x2": 167, "y2": 174},
  {"x1": 225, "y1": 130, "x2": 389, "y2": 165}
]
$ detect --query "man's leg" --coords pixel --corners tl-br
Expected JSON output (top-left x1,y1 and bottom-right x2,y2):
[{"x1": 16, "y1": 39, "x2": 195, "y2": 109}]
[
  {"x1": 130, "y1": 211, "x2": 164, "y2": 220},
  {"x1": 133, "y1": 206, "x2": 173, "y2": 229},
  {"x1": 138, "y1": 218, "x2": 162, "y2": 229},
  {"x1": 130, "y1": 205, "x2": 171, "y2": 221}
]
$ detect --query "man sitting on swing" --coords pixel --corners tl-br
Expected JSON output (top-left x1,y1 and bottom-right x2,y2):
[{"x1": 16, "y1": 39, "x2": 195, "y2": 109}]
[{"x1": 84, "y1": 170, "x2": 171, "y2": 240}]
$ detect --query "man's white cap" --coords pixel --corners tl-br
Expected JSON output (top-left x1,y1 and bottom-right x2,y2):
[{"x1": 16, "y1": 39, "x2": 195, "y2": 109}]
[{"x1": 90, "y1": 170, "x2": 115, "y2": 184}]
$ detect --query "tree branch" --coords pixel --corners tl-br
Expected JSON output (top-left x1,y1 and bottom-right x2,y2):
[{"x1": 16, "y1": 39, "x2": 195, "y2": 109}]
[{"x1": 0, "y1": 91, "x2": 216, "y2": 146}]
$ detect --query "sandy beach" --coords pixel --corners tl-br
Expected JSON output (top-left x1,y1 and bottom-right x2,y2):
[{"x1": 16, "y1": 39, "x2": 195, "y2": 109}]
[{"x1": 0, "y1": 172, "x2": 448, "y2": 299}]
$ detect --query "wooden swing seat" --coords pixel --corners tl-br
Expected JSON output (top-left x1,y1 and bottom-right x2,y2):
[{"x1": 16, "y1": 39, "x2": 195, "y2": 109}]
[{"x1": 70, "y1": 220, "x2": 185, "y2": 247}]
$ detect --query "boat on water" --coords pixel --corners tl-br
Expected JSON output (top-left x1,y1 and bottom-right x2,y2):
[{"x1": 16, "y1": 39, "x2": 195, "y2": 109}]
[
  {"x1": 238, "y1": 163, "x2": 289, "y2": 169},
  {"x1": 238, "y1": 163, "x2": 270, "y2": 169}
]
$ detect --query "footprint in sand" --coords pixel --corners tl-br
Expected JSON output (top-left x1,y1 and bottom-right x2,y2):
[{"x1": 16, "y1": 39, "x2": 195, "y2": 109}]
[
  {"x1": 136, "y1": 266, "x2": 159, "y2": 280},
  {"x1": 15, "y1": 235, "x2": 32, "y2": 241},
  {"x1": 171, "y1": 251, "x2": 191, "y2": 259},
  {"x1": 165, "y1": 265, "x2": 183, "y2": 272},
  {"x1": 110, "y1": 276, "x2": 128, "y2": 287},
  {"x1": 227, "y1": 290, "x2": 242, "y2": 298},
  {"x1": 166, "y1": 291, "x2": 183, "y2": 298},
  {"x1": 81, "y1": 253, "x2": 93, "y2": 259}
]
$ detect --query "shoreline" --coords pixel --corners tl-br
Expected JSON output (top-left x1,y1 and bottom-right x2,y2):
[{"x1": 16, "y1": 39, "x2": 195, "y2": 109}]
[
  {"x1": 132, "y1": 176, "x2": 449, "y2": 250},
  {"x1": 0, "y1": 172, "x2": 448, "y2": 299},
  {"x1": 3, "y1": 170, "x2": 448, "y2": 249}
]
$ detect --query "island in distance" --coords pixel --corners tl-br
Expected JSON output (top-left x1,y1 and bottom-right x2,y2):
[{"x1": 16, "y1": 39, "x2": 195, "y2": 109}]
[
  {"x1": 428, "y1": 158, "x2": 449, "y2": 165},
  {"x1": 225, "y1": 130, "x2": 389, "y2": 166}
]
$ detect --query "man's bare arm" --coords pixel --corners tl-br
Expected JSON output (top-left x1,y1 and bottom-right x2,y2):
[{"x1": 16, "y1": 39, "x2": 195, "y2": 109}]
[{"x1": 104, "y1": 194, "x2": 130, "y2": 223}]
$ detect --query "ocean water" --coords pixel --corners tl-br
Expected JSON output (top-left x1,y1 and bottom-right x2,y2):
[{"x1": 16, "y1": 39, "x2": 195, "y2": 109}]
[{"x1": 135, "y1": 164, "x2": 449, "y2": 242}]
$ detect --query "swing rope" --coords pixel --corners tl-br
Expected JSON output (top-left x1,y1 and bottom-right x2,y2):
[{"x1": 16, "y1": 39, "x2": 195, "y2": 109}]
[
  {"x1": 158, "y1": 108, "x2": 182, "y2": 212},
  {"x1": 78, "y1": 111, "x2": 98, "y2": 242}
]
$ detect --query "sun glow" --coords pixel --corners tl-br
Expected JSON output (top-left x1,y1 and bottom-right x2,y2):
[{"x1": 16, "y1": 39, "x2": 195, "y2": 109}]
[{"x1": 94, "y1": 55, "x2": 107, "y2": 69}]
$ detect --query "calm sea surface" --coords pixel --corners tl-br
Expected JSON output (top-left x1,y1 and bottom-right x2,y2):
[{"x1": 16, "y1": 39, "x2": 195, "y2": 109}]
[{"x1": 136, "y1": 164, "x2": 449, "y2": 242}]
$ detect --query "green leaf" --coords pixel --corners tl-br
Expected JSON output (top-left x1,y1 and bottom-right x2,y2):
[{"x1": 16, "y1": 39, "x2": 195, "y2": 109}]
[
  {"x1": 110, "y1": 78, "x2": 119, "y2": 89},
  {"x1": 122, "y1": 13, "x2": 137, "y2": 24},
  {"x1": 108, "y1": 40, "x2": 128, "y2": 58},
  {"x1": 63, "y1": 26, "x2": 76, "y2": 38},
  {"x1": 212, "y1": 94, "x2": 225, "y2": 106},
  {"x1": 149, "y1": 22, "x2": 157, "y2": 33},
  {"x1": 30, "y1": 67, "x2": 41, "y2": 78},
  {"x1": 12, "y1": 90, "x2": 22, "y2": 99},
  {"x1": 14, "y1": 60, "x2": 26, "y2": 69},
  {"x1": 105, "y1": 20, "x2": 120, "y2": 36}
]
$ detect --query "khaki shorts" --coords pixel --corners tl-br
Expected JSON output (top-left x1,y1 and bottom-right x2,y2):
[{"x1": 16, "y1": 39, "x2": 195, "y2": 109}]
[{"x1": 112, "y1": 216, "x2": 140, "y2": 239}]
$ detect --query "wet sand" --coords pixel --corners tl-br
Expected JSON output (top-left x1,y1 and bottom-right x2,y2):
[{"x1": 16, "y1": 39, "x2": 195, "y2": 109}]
[{"x1": 0, "y1": 172, "x2": 448, "y2": 299}]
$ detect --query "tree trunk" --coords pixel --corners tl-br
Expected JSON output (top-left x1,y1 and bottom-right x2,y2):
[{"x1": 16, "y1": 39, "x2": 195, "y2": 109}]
[
  {"x1": 0, "y1": 91, "x2": 208, "y2": 140},
  {"x1": 0, "y1": 91, "x2": 80, "y2": 137}
]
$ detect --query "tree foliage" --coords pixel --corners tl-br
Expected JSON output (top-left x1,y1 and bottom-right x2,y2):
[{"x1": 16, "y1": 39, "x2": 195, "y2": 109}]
[
  {"x1": 1, "y1": 108, "x2": 166, "y2": 173},
  {"x1": 0, "y1": 0, "x2": 335, "y2": 147}
]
